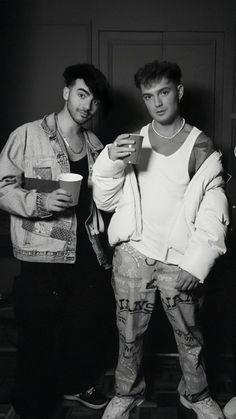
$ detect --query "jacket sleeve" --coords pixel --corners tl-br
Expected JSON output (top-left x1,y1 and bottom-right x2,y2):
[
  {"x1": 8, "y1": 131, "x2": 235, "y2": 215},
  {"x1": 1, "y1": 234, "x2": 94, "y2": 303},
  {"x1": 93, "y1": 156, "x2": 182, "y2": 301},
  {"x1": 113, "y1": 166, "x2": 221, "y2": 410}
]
[
  {"x1": 0, "y1": 129, "x2": 51, "y2": 218},
  {"x1": 179, "y1": 174, "x2": 229, "y2": 282},
  {"x1": 92, "y1": 145, "x2": 126, "y2": 212}
]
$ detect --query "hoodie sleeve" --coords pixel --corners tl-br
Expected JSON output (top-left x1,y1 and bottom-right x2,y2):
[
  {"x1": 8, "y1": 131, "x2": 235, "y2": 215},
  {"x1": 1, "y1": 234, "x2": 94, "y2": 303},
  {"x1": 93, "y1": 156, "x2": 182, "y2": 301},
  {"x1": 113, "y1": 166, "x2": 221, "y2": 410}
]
[
  {"x1": 179, "y1": 173, "x2": 229, "y2": 282},
  {"x1": 92, "y1": 145, "x2": 127, "y2": 212},
  {"x1": 0, "y1": 128, "x2": 51, "y2": 218}
]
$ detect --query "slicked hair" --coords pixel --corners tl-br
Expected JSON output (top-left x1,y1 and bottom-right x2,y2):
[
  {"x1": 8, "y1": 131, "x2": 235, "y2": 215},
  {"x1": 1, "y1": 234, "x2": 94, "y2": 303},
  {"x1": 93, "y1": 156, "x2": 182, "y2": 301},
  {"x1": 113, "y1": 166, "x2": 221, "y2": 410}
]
[{"x1": 134, "y1": 60, "x2": 182, "y2": 89}]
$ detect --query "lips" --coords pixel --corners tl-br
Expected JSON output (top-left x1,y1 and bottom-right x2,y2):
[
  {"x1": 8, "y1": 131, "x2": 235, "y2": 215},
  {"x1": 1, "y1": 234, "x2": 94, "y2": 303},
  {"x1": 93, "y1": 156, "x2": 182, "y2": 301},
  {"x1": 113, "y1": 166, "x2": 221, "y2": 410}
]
[{"x1": 79, "y1": 111, "x2": 89, "y2": 118}]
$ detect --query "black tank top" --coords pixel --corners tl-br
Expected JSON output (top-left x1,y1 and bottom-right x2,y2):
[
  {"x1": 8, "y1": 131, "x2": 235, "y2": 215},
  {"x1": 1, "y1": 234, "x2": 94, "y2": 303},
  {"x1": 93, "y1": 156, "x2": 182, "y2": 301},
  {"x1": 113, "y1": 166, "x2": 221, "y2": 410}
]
[{"x1": 69, "y1": 156, "x2": 91, "y2": 252}]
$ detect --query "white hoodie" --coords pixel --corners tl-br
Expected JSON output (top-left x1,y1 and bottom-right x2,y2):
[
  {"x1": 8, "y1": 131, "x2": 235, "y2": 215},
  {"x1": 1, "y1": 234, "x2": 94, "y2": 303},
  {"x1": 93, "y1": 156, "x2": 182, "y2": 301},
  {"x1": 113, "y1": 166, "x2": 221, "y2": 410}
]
[{"x1": 92, "y1": 145, "x2": 229, "y2": 282}]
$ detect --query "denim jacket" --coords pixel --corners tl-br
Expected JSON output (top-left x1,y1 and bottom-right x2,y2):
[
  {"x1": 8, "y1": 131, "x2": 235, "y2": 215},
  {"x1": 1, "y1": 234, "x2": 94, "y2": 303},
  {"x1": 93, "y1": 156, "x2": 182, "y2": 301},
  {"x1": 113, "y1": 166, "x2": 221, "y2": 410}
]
[{"x1": 0, "y1": 113, "x2": 111, "y2": 268}]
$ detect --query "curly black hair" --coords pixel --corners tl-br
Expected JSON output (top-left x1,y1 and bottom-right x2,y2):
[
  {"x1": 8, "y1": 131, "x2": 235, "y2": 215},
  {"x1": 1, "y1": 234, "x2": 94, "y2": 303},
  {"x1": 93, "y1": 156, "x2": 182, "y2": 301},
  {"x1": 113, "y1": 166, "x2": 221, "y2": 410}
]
[{"x1": 63, "y1": 63, "x2": 111, "y2": 113}]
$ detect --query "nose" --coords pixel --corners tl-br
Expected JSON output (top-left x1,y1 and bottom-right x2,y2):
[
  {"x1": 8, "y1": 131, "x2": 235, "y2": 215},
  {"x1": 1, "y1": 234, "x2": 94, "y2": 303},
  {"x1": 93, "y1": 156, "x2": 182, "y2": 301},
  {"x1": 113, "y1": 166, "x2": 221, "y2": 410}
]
[
  {"x1": 154, "y1": 95, "x2": 162, "y2": 107},
  {"x1": 82, "y1": 98, "x2": 93, "y2": 111}
]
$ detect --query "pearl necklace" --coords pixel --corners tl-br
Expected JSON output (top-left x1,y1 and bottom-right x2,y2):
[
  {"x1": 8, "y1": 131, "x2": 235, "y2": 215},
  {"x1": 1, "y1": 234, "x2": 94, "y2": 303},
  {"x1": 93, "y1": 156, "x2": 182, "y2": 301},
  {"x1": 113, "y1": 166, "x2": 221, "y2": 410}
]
[
  {"x1": 56, "y1": 115, "x2": 85, "y2": 154},
  {"x1": 152, "y1": 118, "x2": 185, "y2": 140}
]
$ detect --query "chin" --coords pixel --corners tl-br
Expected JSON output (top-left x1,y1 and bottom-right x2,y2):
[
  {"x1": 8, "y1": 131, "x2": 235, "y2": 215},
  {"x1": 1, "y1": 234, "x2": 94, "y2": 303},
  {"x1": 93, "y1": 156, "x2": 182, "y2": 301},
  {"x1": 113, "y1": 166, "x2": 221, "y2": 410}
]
[
  {"x1": 153, "y1": 116, "x2": 168, "y2": 124},
  {"x1": 75, "y1": 117, "x2": 88, "y2": 125}
]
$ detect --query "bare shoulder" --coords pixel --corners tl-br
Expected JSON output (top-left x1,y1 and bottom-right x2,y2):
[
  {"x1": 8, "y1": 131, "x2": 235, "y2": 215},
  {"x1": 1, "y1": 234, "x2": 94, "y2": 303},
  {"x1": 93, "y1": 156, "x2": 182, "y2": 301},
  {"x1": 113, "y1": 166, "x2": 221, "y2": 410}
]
[
  {"x1": 194, "y1": 131, "x2": 215, "y2": 153},
  {"x1": 192, "y1": 131, "x2": 215, "y2": 173}
]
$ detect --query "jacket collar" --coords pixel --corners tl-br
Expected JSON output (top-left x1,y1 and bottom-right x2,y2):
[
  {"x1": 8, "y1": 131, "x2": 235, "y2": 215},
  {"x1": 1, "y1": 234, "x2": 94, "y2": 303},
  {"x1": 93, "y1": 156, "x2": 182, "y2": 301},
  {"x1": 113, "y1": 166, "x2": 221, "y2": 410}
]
[
  {"x1": 193, "y1": 150, "x2": 223, "y2": 178},
  {"x1": 184, "y1": 150, "x2": 225, "y2": 199},
  {"x1": 41, "y1": 113, "x2": 57, "y2": 138},
  {"x1": 41, "y1": 113, "x2": 103, "y2": 152}
]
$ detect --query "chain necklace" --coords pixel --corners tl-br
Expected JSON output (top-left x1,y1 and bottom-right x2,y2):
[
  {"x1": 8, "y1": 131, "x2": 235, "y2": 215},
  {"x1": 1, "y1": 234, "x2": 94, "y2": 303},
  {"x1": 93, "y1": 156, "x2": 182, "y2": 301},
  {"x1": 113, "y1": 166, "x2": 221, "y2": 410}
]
[
  {"x1": 56, "y1": 115, "x2": 85, "y2": 154},
  {"x1": 152, "y1": 118, "x2": 185, "y2": 140}
]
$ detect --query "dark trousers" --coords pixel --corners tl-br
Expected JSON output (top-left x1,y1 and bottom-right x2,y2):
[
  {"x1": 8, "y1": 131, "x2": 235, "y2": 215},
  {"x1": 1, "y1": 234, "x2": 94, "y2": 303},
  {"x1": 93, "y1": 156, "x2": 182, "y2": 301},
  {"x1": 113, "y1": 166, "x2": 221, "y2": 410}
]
[
  {"x1": 12, "y1": 260, "x2": 116, "y2": 418},
  {"x1": 201, "y1": 245, "x2": 236, "y2": 395}
]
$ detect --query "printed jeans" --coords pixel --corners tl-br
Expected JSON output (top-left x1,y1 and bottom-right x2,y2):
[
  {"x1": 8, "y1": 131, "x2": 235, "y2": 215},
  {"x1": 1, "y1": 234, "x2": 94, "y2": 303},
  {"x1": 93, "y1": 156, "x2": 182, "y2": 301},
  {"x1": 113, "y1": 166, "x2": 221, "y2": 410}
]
[{"x1": 112, "y1": 243, "x2": 209, "y2": 402}]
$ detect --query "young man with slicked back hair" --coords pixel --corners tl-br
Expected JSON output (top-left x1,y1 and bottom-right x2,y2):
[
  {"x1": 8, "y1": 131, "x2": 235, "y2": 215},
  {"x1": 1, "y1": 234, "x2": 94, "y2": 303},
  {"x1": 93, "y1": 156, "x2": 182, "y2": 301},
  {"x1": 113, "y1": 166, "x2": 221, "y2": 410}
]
[{"x1": 92, "y1": 60, "x2": 229, "y2": 419}]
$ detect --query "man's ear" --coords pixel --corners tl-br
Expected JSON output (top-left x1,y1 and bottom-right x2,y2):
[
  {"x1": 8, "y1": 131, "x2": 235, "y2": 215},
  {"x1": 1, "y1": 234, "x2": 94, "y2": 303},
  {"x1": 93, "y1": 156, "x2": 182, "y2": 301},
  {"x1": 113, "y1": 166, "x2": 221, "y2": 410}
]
[
  {"x1": 63, "y1": 86, "x2": 69, "y2": 101},
  {"x1": 177, "y1": 84, "x2": 184, "y2": 102}
]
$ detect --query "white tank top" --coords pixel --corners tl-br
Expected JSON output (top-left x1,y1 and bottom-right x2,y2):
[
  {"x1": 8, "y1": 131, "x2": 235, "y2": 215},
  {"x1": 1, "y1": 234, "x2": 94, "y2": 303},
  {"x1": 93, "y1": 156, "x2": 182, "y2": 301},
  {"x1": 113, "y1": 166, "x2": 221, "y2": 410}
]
[{"x1": 131, "y1": 123, "x2": 201, "y2": 262}]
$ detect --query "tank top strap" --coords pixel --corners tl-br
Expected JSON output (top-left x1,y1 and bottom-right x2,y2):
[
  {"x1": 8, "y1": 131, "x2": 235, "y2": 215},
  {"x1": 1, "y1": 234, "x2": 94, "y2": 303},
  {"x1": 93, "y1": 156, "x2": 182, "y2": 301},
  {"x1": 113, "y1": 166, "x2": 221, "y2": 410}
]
[
  {"x1": 139, "y1": 123, "x2": 201, "y2": 156},
  {"x1": 183, "y1": 126, "x2": 202, "y2": 149},
  {"x1": 140, "y1": 124, "x2": 150, "y2": 147},
  {"x1": 178, "y1": 126, "x2": 202, "y2": 163}
]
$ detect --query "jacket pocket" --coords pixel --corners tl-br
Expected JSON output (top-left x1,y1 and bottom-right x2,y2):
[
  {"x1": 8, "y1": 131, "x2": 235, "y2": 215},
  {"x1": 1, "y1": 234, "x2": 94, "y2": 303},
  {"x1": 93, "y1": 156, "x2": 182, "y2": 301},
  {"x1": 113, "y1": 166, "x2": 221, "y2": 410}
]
[
  {"x1": 33, "y1": 166, "x2": 52, "y2": 179},
  {"x1": 25, "y1": 156, "x2": 56, "y2": 180},
  {"x1": 22, "y1": 218, "x2": 72, "y2": 242}
]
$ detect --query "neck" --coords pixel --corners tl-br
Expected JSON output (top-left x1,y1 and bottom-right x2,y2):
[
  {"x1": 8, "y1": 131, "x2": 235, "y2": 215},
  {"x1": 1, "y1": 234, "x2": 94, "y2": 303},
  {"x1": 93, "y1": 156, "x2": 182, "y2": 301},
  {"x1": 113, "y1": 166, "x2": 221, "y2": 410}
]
[
  {"x1": 154, "y1": 116, "x2": 182, "y2": 135},
  {"x1": 57, "y1": 109, "x2": 82, "y2": 137},
  {"x1": 152, "y1": 116, "x2": 185, "y2": 141}
]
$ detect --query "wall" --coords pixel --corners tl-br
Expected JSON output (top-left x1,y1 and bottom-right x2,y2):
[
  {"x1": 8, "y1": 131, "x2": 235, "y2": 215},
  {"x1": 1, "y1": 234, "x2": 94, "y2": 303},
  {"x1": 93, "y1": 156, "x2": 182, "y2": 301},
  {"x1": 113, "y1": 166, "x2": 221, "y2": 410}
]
[
  {"x1": 1, "y1": 0, "x2": 236, "y2": 155},
  {"x1": 0, "y1": 0, "x2": 236, "y2": 357}
]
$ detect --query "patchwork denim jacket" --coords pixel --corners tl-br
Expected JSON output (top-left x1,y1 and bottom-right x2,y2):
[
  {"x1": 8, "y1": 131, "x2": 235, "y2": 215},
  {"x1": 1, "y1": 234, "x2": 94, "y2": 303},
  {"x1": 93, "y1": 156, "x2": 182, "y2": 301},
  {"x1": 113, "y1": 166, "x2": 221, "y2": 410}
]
[{"x1": 0, "y1": 113, "x2": 111, "y2": 268}]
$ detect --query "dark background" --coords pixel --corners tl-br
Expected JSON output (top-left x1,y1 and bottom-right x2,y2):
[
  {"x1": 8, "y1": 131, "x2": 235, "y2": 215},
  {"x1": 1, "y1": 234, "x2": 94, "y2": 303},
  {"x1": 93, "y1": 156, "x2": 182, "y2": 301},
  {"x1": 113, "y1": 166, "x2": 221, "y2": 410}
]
[{"x1": 0, "y1": 0, "x2": 236, "y2": 369}]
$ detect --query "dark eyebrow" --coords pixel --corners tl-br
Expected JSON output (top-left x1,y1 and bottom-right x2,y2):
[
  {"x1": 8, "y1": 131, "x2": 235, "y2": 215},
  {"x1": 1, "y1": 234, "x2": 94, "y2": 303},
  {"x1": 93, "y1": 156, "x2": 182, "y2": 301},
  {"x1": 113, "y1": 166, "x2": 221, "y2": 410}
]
[
  {"x1": 159, "y1": 87, "x2": 171, "y2": 92},
  {"x1": 142, "y1": 92, "x2": 152, "y2": 97},
  {"x1": 76, "y1": 88, "x2": 91, "y2": 95},
  {"x1": 142, "y1": 86, "x2": 171, "y2": 97}
]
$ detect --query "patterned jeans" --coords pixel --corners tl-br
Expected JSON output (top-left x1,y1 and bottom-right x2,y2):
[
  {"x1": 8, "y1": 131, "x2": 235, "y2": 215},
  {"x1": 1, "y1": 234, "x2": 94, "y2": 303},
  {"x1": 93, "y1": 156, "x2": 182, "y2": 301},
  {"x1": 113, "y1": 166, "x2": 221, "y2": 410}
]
[{"x1": 112, "y1": 243, "x2": 209, "y2": 403}]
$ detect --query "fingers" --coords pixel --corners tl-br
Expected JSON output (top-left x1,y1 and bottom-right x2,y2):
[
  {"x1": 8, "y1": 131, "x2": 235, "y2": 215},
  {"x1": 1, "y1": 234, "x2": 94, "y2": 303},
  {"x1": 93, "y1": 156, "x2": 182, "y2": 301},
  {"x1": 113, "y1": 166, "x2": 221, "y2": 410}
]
[
  {"x1": 116, "y1": 133, "x2": 132, "y2": 140},
  {"x1": 176, "y1": 278, "x2": 199, "y2": 292},
  {"x1": 110, "y1": 134, "x2": 136, "y2": 162},
  {"x1": 52, "y1": 189, "x2": 72, "y2": 202},
  {"x1": 46, "y1": 189, "x2": 73, "y2": 212},
  {"x1": 54, "y1": 188, "x2": 71, "y2": 197},
  {"x1": 114, "y1": 134, "x2": 135, "y2": 147},
  {"x1": 175, "y1": 269, "x2": 200, "y2": 292},
  {"x1": 50, "y1": 203, "x2": 69, "y2": 212},
  {"x1": 175, "y1": 279, "x2": 186, "y2": 291},
  {"x1": 183, "y1": 280, "x2": 195, "y2": 291}
]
